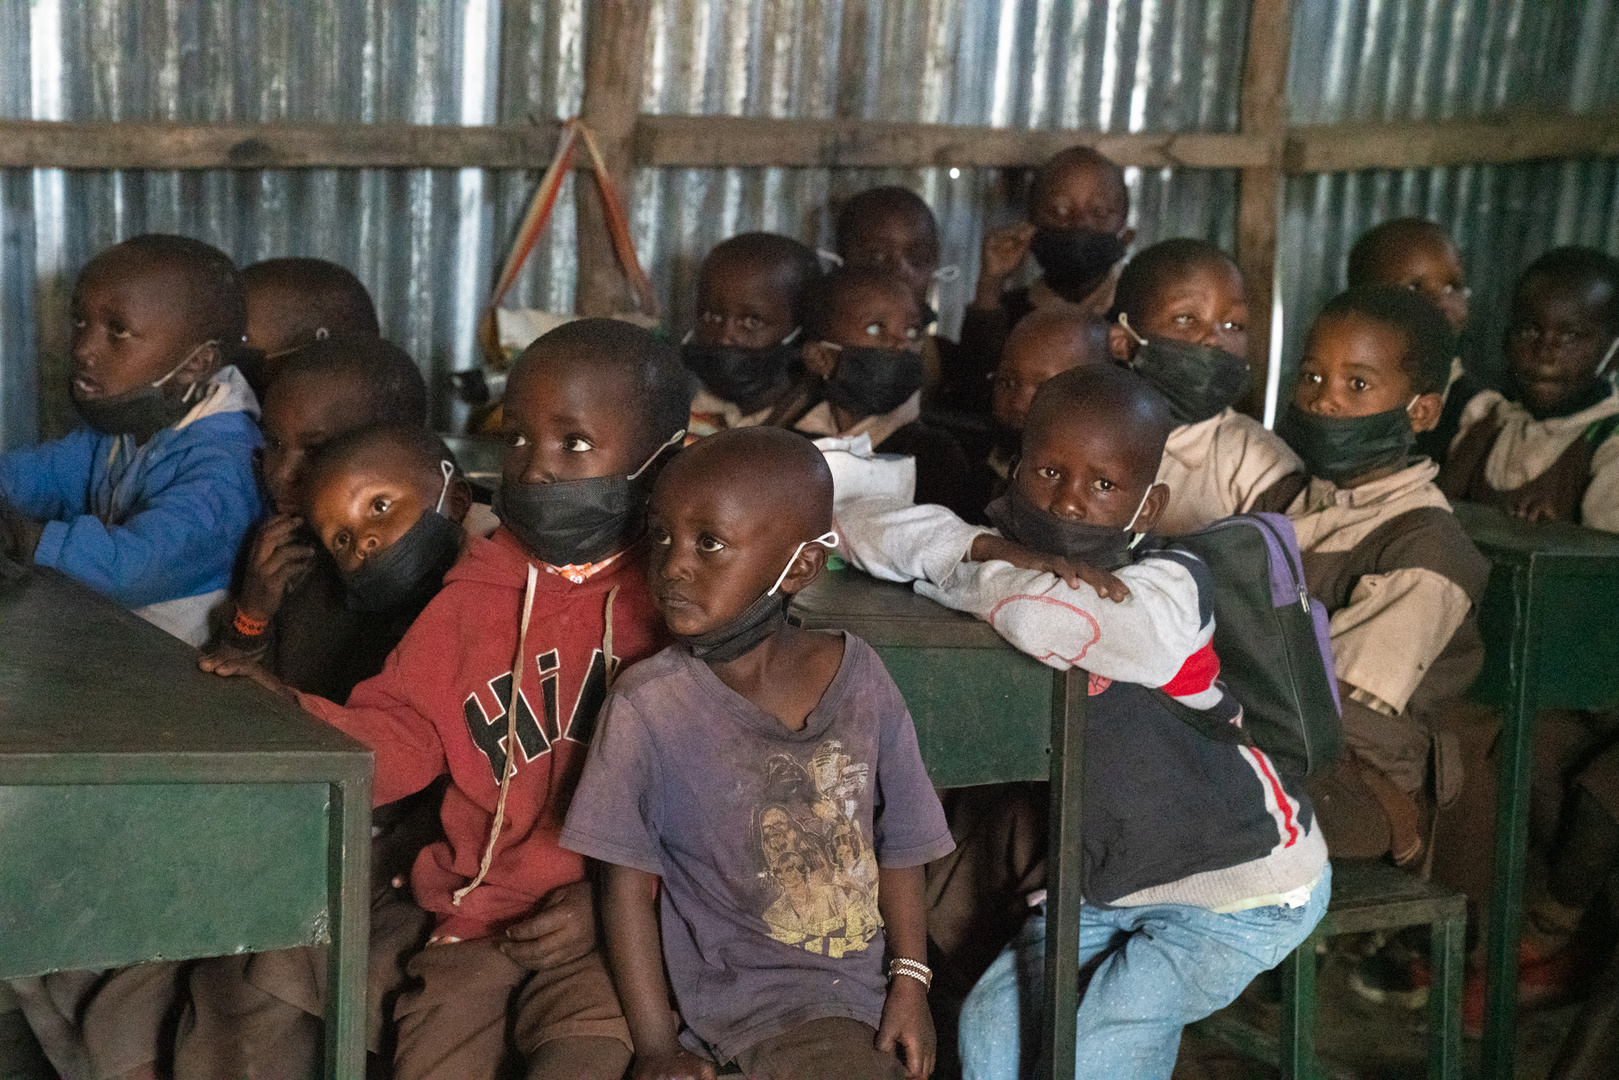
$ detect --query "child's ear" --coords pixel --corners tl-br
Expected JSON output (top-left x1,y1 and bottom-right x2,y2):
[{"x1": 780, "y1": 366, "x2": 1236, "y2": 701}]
[
  {"x1": 1408, "y1": 391, "x2": 1444, "y2": 434},
  {"x1": 802, "y1": 341, "x2": 839, "y2": 381},
  {"x1": 443, "y1": 476, "x2": 474, "y2": 524},
  {"x1": 1132, "y1": 482, "x2": 1170, "y2": 535},
  {"x1": 775, "y1": 541, "x2": 829, "y2": 597},
  {"x1": 1107, "y1": 324, "x2": 1137, "y2": 364},
  {"x1": 175, "y1": 341, "x2": 223, "y2": 390}
]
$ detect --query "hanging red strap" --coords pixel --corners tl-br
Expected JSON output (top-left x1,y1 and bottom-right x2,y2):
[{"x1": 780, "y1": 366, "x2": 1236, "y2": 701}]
[{"x1": 486, "y1": 117, "x2": 658, "y2": 322}]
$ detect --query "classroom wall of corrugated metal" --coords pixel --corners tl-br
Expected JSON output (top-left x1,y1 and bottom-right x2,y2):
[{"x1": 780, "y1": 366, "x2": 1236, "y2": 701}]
[{"x1": 1, "y1": 0, "x2": 1616, "y2": 451}]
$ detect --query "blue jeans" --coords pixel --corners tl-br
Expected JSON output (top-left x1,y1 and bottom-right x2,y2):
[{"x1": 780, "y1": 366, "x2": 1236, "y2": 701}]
[{"x1": 959, "y1": 864, "x2": 1331, "y2": 1080}]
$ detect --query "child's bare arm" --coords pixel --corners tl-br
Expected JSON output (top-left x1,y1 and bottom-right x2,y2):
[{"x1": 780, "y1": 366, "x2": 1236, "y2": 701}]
[
  {"x1": 969, "y1": 532, "x2": 1131, "y2": 602},
  {"x1": 874, "y1": 864, "x2": 935, "y2": 1079},
  {"x1": 603, "y1": 863, "x2": 716, "y2": 1080}
]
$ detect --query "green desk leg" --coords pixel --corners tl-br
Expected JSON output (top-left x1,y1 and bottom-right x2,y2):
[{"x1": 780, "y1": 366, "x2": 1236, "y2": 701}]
[
  {"x1": 323, "y1": 771, "x2": 372, "y2": 1080},
  {"x1": 1279, "y1": 928, "x2": 1318, "y2": 1080},
  {"x1": 1039, "y1": 669, "x2": 1085, "y2": 1080},
  {"x1": 1430, "y1": 910, "x2": 1466, "y2": 1080},
  {"x1": 1481, "y1": 561, "x2": 1542, "y2": 1080}
]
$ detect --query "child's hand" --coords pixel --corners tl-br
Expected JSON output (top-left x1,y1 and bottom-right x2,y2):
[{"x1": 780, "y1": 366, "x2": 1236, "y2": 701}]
[
  {"x1": 0, "y1": 501, "x2": 44, "y2": 561},
  {"x1": 875, "y1": 975, "x2": 936, "y2": 1079},
  {"x1": 974, "y1": 222, "x2": 1036, "y2": 304},
  {"x1": 239, "y1": 514, "x2": 317, "y2": 621},
  {"x1": 1512, "y1": 495, "x2": 1566, "y2": 525},
  {"x1": 630, "y1": 1049, "x2": 717, "y2": 1080},
  {"x1": 501, "y1": 878, "x2": 596, "y2": 970},
  {"x1": 198, "y1": 649, "x2": 298, "y2": 704},
  {"x1": 969, "y1": 533, "x2": 1131, "y2": 602}
]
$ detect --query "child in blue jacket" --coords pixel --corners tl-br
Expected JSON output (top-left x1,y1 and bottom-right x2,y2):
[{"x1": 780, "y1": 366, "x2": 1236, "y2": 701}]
[{"x1": 0, "y1": 234, "x2": 263, "y2": 646}]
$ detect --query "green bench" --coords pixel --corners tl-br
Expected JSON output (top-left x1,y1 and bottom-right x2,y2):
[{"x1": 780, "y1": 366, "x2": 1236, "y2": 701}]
[
  {"x1": 0, "y1": 563, "x2": 373, "y2": 1079},
  {"x1": 793, "y1": 568, "x2": 1086, "y2": 1080}
]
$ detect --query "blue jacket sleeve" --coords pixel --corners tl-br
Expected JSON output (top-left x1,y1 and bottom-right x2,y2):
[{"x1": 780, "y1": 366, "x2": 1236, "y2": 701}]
[
  {"x1": 31, "y1": 417, "x2": 263, "y2": 608},
  {"x1": 0, "y1": 429, "x2": 99, "y2": 522}
]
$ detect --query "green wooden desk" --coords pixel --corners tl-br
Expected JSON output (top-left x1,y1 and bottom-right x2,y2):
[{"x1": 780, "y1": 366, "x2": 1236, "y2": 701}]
[
  {"x1": 1453, "y1": 503, "x2": 1619, "y2": 1080},
  {"x1": 793, "y1": 568, "x2": 1085, "y2": 1080},
  {"x1": 0, "y1": 562, "x2": 373, "y2": 1079}
]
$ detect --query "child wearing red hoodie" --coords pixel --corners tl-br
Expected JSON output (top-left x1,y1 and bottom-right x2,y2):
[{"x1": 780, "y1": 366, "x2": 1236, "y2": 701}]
[{"x1": 215, "y1": 318, "x2": 690, "y2": 1080}]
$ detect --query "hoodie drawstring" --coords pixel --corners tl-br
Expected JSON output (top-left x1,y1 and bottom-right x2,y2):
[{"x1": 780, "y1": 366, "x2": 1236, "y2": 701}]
[
  {"x1": 454, "y1": 562, "x2": 539, "y2": 906},
  {"x1": 602, "y1": 585, "x2": 619, "y2": 689}
]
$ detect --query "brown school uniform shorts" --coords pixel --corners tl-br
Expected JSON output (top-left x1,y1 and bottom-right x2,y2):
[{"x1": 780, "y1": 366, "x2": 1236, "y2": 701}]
[
  {"x1": 731, "y1": 1016, "x2": 909, "y2": 1080},
  {"x1": 391, "y1": 935, "x2": 630, "y2": 1080}
]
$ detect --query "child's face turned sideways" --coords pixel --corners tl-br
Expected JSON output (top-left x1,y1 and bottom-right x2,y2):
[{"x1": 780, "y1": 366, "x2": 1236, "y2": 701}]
[
  {"x1": 646, "y1": 470, "x2": 815, "y2": 640},
  {"x1": 306, "y1": 450, "x2": 463, "y2": 574},
  {"x1": 259, "y1": 372, "x2": 375, "y2": 515},
  {"x1": 1508, "y1": 272, "x2": 1618, "y2": 417},
  {"x1": 839, "y1": 208, "x2": 940, "y2": 308},
  {"x1": 501, "y1": 351, "x2": 649, "y2": 486},
  {"x1": 1109, "y1": 261, "x2": 1248, "y2": 364},
  {"x1": 693, "y1": 257, "x2": 798, "y2": 350},
  {"x1": 71, "y1": 253, "x2": 215, "y2": 403},
  {"x1": 1016, "y1": 408, "x2": 1164, "y2": 533}
]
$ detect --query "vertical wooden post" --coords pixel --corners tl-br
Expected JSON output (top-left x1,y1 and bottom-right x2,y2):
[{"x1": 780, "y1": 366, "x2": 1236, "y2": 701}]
[
  {"x1": 1236, "y1": 0, "x2": 1292, "y2": 417},
  {"x1": 575, "y1": 0, "x2": 653, "y2": 317}
]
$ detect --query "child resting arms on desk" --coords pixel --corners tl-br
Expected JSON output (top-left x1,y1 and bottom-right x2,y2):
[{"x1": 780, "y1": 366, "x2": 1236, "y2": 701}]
[
  {"x1": 837, "y1": 363, "x2": 1330, "y2": 1080},
  {"x1": 561, "y1": 426, "x2": 954, "y2": 1080}
]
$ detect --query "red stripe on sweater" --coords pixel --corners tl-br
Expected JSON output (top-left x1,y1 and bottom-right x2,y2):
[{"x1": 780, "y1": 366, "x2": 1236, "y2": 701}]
[
  {"x1": 1248, "y1": 747, "x2": 1300, "y2": 848},
  {"x1": 1160, "y1": 639, "x2": 1220, "y2": 697}
]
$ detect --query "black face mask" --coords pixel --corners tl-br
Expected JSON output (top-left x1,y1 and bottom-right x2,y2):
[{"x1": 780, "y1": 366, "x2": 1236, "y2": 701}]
[
  {"x1": 985, "y1": 483, "x2": 1149, "y2": 572},
  {"x1": 681, "y1": 330, "x2": 799, "y2": 408},
  {"x1": 71, "y1": 343, "x2": 212, "y2": 441},
  {"x1": 1123, "y1": 320, "x2": 1251, "y2": 425},
  {"x1": 675, "y1": 532, "x2": 837, "y2": 664},
  {"x1": 822, "y1": 346, "x2": 924, "y2": 418},
  {"x1": 1274, "y1": 402, "x2": 1416, "y2": 484},
  {"x1": 343, "y1": 509, "x2": 464, "y2": 614},
  {"x1": 1029, "y1": 227, "x2": 1128, "y2": 294},
  {"x1": 494, "y1": 432, "x2": 683, "y2": 567}
]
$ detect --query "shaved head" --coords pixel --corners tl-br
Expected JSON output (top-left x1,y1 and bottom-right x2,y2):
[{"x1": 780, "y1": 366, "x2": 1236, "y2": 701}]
[
  {"x1": 1005, "y1": 309, "x2": 1112, "y2": 371},
  {"x1": 661, "y1": 427, "x2": 833, "y2": 538},
  {"x1": 1026, "y1": 364, "x2": 1174, "y2": 486}
]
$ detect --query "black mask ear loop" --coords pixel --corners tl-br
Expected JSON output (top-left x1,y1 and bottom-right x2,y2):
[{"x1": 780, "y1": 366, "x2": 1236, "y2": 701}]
[
  {"x1": 435, "y1": 460, "x2": 454, "y2": 515},
  {"x1": 629, "y1": 429, "x2": 688, "y2": 481}
]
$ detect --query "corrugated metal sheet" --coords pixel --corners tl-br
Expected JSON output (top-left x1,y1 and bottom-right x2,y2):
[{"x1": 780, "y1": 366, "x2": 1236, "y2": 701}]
[
  {"x1": 1279, "y1": 0, "x2": 1619, "y2": 399},
  {"x1": 2, "y1": 0, "x2": 1615, "y2": 448}
]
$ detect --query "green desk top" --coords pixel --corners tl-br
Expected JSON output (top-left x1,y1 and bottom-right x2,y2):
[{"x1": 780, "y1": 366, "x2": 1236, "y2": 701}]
[
  {"x1": 1454, "y1": 501, "x2": 1619, "y2": 563},
  {"x1": 791, "y1": 565, "x2": 1009, "y2": 650},
  {"x1": 0, "y1": 563, "x2": 368, "y2": 785}
]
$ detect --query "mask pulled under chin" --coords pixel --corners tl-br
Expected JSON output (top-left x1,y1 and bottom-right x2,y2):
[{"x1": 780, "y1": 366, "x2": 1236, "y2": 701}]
[
  {"x1": 677, "y1": 531, "x2": 839, "y2": 664},
  {"x1": 1274, "y1": 402, "x2": 1415, "y2": 484},
  {"x1": 681, "y1": 329, "x2": 801, "y2": 408},
  {"x1": 984, "y1": 484, "x2": 1149, "y2": 572},
  {"x1": 1119, "y1": 314, "x2": 1251, "y2": 425},
  {"x1": 72, "y1": 341, "x2": 214, "y2": 440},
  {"x1": 343, "y1": 509, "x2": 464, "y2": 614},
  {"x1": 495, "y1": 431, "x2": 684, "y2": 568},
  {"x1": 822, "y1": 345, "x2": 924, "y2": 418},
  {"x1": 1029, "y1": 226, "x2": 1127, "y2": 294}
]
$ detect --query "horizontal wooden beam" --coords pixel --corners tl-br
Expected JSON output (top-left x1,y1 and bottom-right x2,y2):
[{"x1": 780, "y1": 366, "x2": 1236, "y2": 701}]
[
  {"x1": 1285, "y1": 109, "x2": 1619, "y2": 173},
  {"x1": 635, "y1": 114, "x2": 1270, "y2": 169},
  {"x1": 0, "y1": 119, "x2": 561, "y2": 170},
  {"x1": 2, "y1": 110, "x2": 1615, "y2": 174}
]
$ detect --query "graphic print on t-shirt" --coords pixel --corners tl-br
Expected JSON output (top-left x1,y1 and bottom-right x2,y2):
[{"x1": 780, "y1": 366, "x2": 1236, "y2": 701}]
[{"x1": 753, "y1": 739, "x2": 881, "y2": 957}]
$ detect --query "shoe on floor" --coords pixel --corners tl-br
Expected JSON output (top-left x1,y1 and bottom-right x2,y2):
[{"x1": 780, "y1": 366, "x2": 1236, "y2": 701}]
[
  {"x1": 1462, "y1": 941, "x2": 1583, "y2": 1039},
  {"x1": 1349, "y1": 944, "x2": 1432, "y2": 1010}
]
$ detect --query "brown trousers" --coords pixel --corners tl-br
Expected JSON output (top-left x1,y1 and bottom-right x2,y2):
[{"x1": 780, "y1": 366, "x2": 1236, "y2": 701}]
[
  {"x1": 391, "y1": 936, "x2": 630, "y2": 1080},
  {"x1": 731, "y1": 1016, "x2": 908, "y2": 1080}
]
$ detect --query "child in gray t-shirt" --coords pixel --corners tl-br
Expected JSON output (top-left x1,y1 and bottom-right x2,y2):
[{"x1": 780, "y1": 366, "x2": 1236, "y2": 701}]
[{"x1": 561, "y1": 428, "x2": 953, "y2": 1080}]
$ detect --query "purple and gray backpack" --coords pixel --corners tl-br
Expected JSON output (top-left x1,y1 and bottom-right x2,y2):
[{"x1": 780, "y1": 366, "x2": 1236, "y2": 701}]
[{"x1": 1156, "y1": 512, "x2": 1343, "y2": 778}]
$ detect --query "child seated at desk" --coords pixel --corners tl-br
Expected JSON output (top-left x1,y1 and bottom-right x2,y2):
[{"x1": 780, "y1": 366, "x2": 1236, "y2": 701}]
[
  {"x1": 795, "y1": 265, "x2": 983, "y2": 521},
  {"x1": 949, "y1": 147, "x2": 1133, "y2": 413},
  {"x1": 683, "y1": 233, "x2": 823, "y2": 438},
  {"x1": 835, "y1": 185, "x2": 958, "y2": 403},
  {"x1": 1345, "y1": 218, "x2": 1475, "y2": 464},
  {"x1": 0, "y1": 233, "x2": 262, "y2": 647},
  {"x1": 1108, "y1": 238, "x2": 1305, "y2": 535},
  {"x1": 219, "y1": 318, "x2": 687, "y2": 1080},
  {"x1": 1440, "y1": 246, "x2": 1619, "y2": 531},
  {"x1": 1274, "y1": 287, "x2": 1491, "y2": 871},
  {"x1": 239, "y1": 256, "x2": 381, "y2": 397},
  {"x1": 839, "y1": 364, "x2": 1330, "y2": 1079},
  {"x1": 187, "y1": 422, "x2": 472, "y2": 1078},
  {"x1": 207, "y1": 335, "x2": 431, "y2": 702},
  {"x1": 561, "y1": 426, "x2": 953, "y2": 1080}
]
